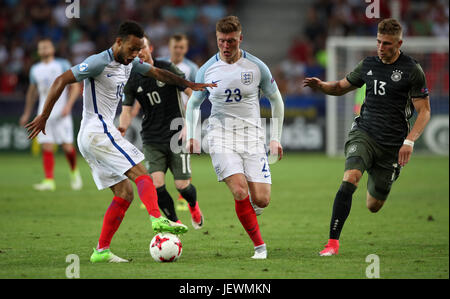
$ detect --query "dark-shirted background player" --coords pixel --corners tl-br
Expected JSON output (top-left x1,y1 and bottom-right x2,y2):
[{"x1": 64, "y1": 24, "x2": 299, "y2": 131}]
[
  {"x1": 119, "y1": 36, "x2": 203, "y2": 229},
  {"x1": 303, "y1": 18, "x2": 431, "y2": 256}
]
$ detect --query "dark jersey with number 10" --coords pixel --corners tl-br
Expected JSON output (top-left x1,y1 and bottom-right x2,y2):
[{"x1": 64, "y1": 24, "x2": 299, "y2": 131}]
[
  {"x1": 122, "y1": 59, "x2": 187, "y2": 144},
  {"x1": 346, "y1": 51, "x2": 428, "y2": 147}
]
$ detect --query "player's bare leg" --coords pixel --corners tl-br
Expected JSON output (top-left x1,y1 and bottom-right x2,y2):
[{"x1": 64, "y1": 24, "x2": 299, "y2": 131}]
[
  {"x1": 61, "y1": 143, "x2": 82, "y2": 190},
  {"x1": 33, "y1": 143, "x2": 56, "y2": 191},
  {"x1": 366, "y1": 192, "x2": 386, "y2": 213},
  {"x1": 225, "y1": 174, "x2": 266, "y2": 259},
  {"x1": 248, "y1": 181, "x2": 271, "y2": 216},
  {"x1": 175, "y1": 179, "x2": 203, "y2": 229}
]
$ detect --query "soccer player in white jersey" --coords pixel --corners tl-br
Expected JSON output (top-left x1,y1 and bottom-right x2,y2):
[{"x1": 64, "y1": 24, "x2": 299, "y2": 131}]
[
  {"x1": 168, "y1": 33, "x2": 199, "y2": 211},
  {"x1": 168, "y1": 34, "x2": 199, "y2": 107},
  {"x1": 25, "y1": 21, "x2": 216, "y2": 263},
  {"x1": 20, "y1": 39, "x2": 82, "y2": 191},
  {"x1": 185, "y1": 16, "x2": 285, "y2": 259}
]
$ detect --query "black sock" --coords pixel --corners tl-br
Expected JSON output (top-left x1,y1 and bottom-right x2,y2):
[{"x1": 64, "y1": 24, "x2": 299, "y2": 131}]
[
  {"x1": 329, "y1": 181, "x2": 357, "y2": 240},
  {"x1": 178, "y1": 184, "x2": 197, "y2": 208},
  {"x1": 156, "y1": 185, "x2": 178, "y2": 222}
]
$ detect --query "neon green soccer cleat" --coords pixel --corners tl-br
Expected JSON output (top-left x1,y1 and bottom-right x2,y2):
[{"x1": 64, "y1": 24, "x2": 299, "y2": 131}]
[
  {"x1": 151, "y1": 216, "x2": 188, "y2": 235},
  {"x1": 33, "y1": 178, "x2": 56, "y2": 191},
  {"x1": 90, "y1": 248, "x2": 129, "y2": 263}
]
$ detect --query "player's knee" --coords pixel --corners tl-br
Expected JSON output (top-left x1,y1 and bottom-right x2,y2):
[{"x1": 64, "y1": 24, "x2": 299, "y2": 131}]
[
  {"x1": 253, "y1": 195, "x2": 270, "y2": 208},
  {"x1": 232, "y1": 187, "x2": 249, "y2": 201},
  {"x1": 174, "y1": 180, "x2": 190, "y2": 190},
  {"x1": 343, "y1": 169, "x2": 362, "y2": 186},
  {"x1": 115, "y1": 186, "x2": 134, "y2": 202},
  {"x1": 367, "y1": 203, "x2": 382, "y2": 213},
  {"x1": 366, "y1": 194, "x2": 385, "y2": 213}
]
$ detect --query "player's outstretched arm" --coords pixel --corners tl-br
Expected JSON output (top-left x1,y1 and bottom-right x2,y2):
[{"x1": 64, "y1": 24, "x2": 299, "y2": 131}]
[
  {"x1": 145, "y1": 67, "x2": 217, "y2": 91},
  {"x1": 303, "y1": 77, "x2": 357, "y2": 96},
  {"x1": 25, "y1": 70, "x2": 77, "y2": 139},
  {"x1": 118, "y1": 105, "x2": 134, "y2": 137},
  {"x1": 19, "y1": 84, "x2": 38, "y2": 127},
  {"x1": 398, "y1": 96, "x2": 431, "y2": 167},
  {"x1": 267, "y1": 90, "x2": 285, "y2": 161},
  {"x1": 61, "y1": 82, "x2": 81, "y2": 117},
  {"x1": 185, "y1": 93, "x2": 205, "y2": 154}
]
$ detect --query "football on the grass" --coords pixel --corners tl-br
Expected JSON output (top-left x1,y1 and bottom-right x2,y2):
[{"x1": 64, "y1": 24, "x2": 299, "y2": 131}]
[{"x1": 149, "y1": 233, "x2": 183, "y2": 262}]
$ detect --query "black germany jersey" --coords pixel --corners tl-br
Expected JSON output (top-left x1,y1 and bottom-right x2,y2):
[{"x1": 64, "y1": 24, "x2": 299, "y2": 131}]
[
  {"x1": 123, "y1": 60, "x2": 186, "y2": 144},
  {"x1": 346, "y1": 52, "x2": 428, "y2": 147}
]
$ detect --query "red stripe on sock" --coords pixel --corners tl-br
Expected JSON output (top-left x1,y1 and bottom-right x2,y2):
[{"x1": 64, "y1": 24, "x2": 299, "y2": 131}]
[
  {"x1": 65, "y1": 147, "x2": 77, "y2": 171},
  {"x1": 42, "y1": 150, "x2": 54, "y2": 179},
  {"x1": 98, "y1": 196, "x2": 131, "y2": 250},
  {"x1": 135, "y1": 175, "x2": 161, "y2": 218},
  {"x1": 235, "y1": 196, "x2": 264, "y2": 247}
]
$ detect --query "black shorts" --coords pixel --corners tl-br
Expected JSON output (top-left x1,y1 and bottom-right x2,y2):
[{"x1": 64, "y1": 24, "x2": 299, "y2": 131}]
[
  {"x1": 143, "y1": 143, "x2": 191, "y2": 180},
  {"x1": 344, "y1": 129, "x2": 402, "y2": 201}
]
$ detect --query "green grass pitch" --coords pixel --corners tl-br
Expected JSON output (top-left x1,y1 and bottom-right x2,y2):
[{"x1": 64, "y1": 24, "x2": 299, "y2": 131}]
[{"x1": 0, "y1": 152, "x2": 448, "y2": 279}]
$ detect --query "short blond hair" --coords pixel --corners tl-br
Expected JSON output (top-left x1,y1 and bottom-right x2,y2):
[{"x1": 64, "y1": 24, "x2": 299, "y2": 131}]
[
  {"x1": 216, "y1": 16, "x2": 242, "y2": 34},
  {"x1": 378, "y1": 18, "x2": 402, "y2": 39}
]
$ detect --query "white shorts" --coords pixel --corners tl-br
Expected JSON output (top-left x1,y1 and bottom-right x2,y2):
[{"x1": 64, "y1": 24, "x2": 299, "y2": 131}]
[
  {"x1": 37, "y1": 115, "x2": 74, "y2": 144},
  {"x1": 77, "y1": 127, "x2": 144, "y2": 190},
  {"x1": 209, "y1": 144, "x2": 271, "y2": 184}
]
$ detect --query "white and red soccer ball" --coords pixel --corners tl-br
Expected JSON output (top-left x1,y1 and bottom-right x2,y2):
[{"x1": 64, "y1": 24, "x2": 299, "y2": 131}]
[{"x1": 149, "y1": 233, "x2": 182, "y2": 262}]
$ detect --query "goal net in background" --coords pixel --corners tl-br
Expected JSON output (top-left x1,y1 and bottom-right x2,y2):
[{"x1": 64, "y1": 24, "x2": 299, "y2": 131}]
[{"x1": 326, "y1": 37, "x2": 449, "y2": 156}]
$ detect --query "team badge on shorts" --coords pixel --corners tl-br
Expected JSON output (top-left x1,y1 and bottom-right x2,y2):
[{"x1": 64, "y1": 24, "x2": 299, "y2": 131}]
[
  {"x1": 391, "y1": 70, "x2": 403, "y2": 82},
  {"x1": 348, "y1": 144, "x2": 358, "y2": 154},
  {"x1": 241, "y1": 72, "x2": 253, "y2": 85}
]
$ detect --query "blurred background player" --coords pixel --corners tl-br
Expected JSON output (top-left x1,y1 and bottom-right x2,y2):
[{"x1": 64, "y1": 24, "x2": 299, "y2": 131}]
[
  {"x1": 303, "y1": 18, "x2": 431, "y2": 256},
  {"x1": 186, "y1": 16, "x2": 284, "y2": 259},
  {"x1": 19, "y1": 38, "x2": 82, "y2": 191},
  {"x1": 119, "y1": 35, "x2": 204, "y2": 229},
  {"x1": 167, "y1": 34, "x2": 199, "y2": 211},
  {"x1": 25, "y1": 21, "x2": 215, "y2": 263}
]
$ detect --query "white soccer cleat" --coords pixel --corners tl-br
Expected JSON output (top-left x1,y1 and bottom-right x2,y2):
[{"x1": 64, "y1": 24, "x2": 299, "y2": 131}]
[
  {"x1": 107, "y1": 253, "x2": 129, "y2": 263},
  {"x1": 251, "y1": 244, "x2": 267, "y2": 259},
  {"x1": 33, "y1": 179, "x2": 56, "y2": 191},
  {"x1": 70, "y1": 169, "x2": 83, "y2": 190},
  {"x1": 90, "y1": 248, "x2": 130, "y2": 263},
  {"x1": 249, "y1": 196, "x2": 264, "y2": 216}
]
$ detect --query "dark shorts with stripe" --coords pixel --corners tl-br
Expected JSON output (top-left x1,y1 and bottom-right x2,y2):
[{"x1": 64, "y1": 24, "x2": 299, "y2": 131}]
[
  {"x1": 344, "y1": 129, "x2": 402, "y2": 201},
  {"x1": 143, "y1": 143, "x2": 191, "y2": 180}
]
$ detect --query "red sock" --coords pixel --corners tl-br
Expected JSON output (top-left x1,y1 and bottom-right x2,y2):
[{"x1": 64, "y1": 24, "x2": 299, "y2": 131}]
[
  {"x1": 98, "y1": 196, "x2": 131, "y2": 250},
  {"x1": 42, "y1": 150, "x2": 54, "y2": 179},
  {"x1": 65, "y1": 147, "x2": 77, "y2": 171},
  {"x1": 135, "y1": 175, "x2": 161, "y2": 218},
  {"x1": 235, "y1": 196, "x2": 264, "y2": 247}
]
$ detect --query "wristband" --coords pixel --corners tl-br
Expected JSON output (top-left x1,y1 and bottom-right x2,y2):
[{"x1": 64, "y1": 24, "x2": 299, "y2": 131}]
[{"x1": 403, "y1": 139, "x2": 414, "y2": 147}]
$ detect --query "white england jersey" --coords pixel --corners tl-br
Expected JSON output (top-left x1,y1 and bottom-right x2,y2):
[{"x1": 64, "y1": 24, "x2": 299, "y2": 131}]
[
  {"x1": 70, "y1": 48, "x2": 152, "y2": 182},
  {"x1": 29, "y1": 58, "x2": 71, "y2": 120},
  {"x1": 71, "y1": 48, "x2": 151, "y2": 134},
  {"x1": 192, "y1": 50, "x2": 278, "y2": 148},
  {"x1": 175, "y1": 58, "x2": 199, "y2": 106}
]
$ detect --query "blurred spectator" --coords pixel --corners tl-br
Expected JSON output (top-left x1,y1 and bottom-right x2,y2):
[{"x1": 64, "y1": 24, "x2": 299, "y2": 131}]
[
  {"x1": 71, "y1": 32, "x2": 95, "y2": 65},
  {"x1": 432, "y1": 10, "x2": 449, "y2": 37},
  {"x1": 0, "y1": 0, "x2": 447, "y2": 99}
]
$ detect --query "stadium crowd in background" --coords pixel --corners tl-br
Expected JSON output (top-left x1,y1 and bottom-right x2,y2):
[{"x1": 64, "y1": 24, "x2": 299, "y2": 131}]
[
  {"x1": 275, "y1": 0, "x2": 449, "y2": 96},
  {"x1": 0, "y1": 0, "x2": 448, "y2": 97}
]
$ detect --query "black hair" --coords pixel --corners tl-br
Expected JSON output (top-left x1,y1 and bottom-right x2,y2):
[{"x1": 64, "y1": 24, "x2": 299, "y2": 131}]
[{"x1": 117, "y1": 20, "x2": 144, "y2": 40}]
